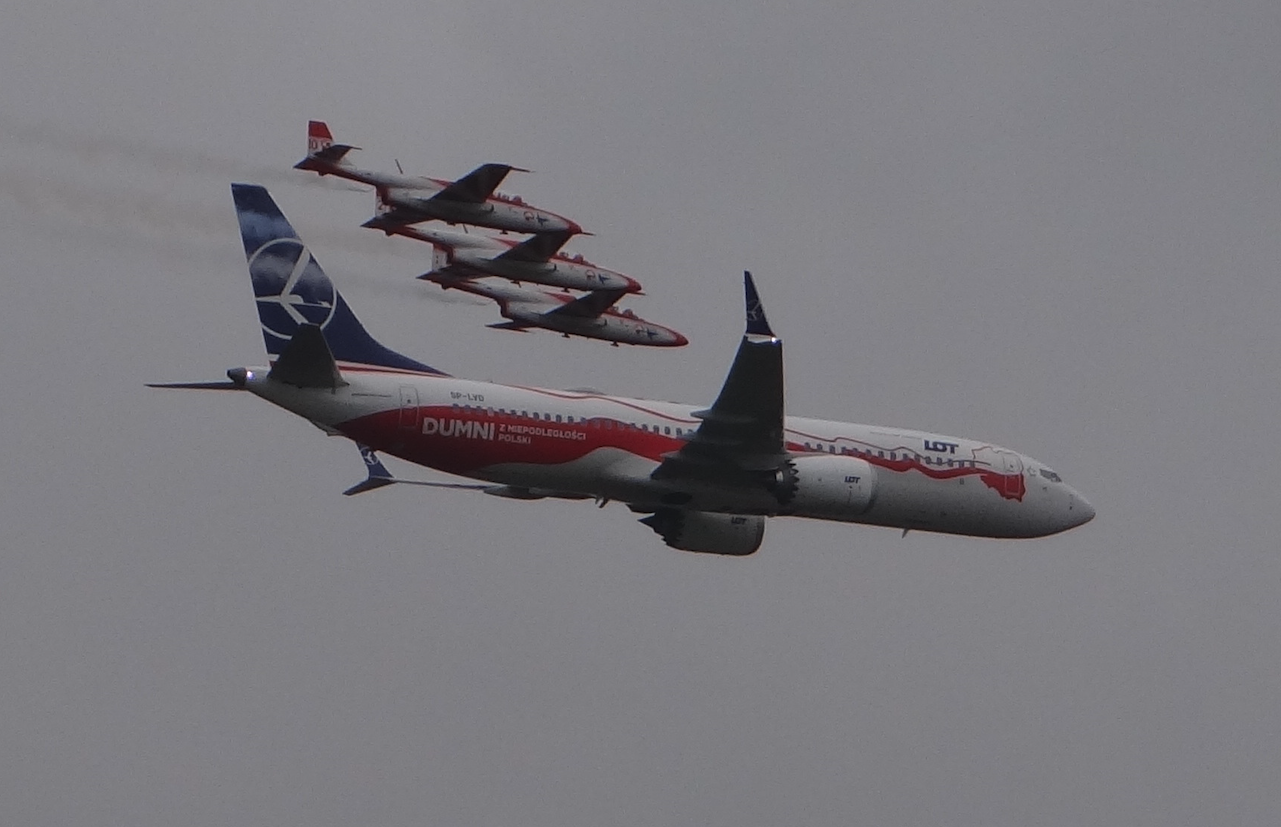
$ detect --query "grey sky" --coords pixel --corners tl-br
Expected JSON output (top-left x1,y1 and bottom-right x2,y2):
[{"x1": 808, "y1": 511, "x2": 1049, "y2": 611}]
[{"x1": 2, "y1": 1, "x2": 1279, "y2": 825}]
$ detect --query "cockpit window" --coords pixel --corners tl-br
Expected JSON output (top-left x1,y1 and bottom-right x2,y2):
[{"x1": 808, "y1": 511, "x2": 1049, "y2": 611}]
[{"x1": 1039, "y1": 468, "x2": 1062, "y2": 483}]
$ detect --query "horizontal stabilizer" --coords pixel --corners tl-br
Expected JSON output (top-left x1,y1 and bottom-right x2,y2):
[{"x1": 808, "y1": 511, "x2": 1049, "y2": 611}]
[
  {"x1": 487, "y1": 321, "x2": 532, "y2": 332},
  {"x1": 362, "y1": 207, "x2": 424, "y2": 233},
  {"x1": 417, "y1": 269, "x2": 474, "y2": 287},
  {"x1": 146, "y1": 380, "x2": 243, "y2": 390},
  {"x1": 268, "y1": 324, "x2": 348, "y2": 389},
  {"x1": 311, "y1": 143, "x2": 358, "y2": 164}
]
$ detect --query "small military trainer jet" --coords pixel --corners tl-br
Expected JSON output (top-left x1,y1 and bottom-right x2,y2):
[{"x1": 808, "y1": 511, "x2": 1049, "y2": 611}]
[
  {"x1": 373, "y1": 222, "x2": 642, "y2": 295},
  {"x1": 420, "y1": 271, "x2": 687, "y2": 348},
  {"x1": 294, "y1": 120, "x2": 582, "y2": 236}
]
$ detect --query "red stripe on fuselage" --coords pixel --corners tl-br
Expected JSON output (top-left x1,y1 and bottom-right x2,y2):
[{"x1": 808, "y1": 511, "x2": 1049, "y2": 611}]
[{"x1": 338, "y1": 406, "x2": 682, "y2": 476}]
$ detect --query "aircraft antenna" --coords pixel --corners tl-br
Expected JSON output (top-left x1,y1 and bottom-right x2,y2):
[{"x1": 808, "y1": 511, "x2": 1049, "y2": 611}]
[{"x1": 395, "y1": 159, "x2": 404, "y2": 174}]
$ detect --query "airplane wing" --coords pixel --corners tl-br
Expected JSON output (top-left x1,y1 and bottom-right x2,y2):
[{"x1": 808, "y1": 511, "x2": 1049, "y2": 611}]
[
  {"x1": 432, "y1": 163, "x2": 526, "y2": 204},
  {"x1": 652, "y1": 273, "x2": 787, "y2": 483},
  {"x1": 542, "y1": 288, "x2": 628, "y2": 319},
  {"x1": 493, "y1": 230, "x2": 574, "y2": 264}
]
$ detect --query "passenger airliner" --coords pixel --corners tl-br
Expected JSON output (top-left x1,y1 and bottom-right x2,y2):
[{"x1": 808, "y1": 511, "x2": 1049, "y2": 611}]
[{"x1": 151, "y1": 185, "x2": 1094, "y2": 555}]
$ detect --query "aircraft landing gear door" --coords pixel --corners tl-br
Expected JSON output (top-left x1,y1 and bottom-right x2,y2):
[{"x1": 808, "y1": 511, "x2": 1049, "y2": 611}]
[{"x1": 398, "y1": 386, "x2": 420, "y2": 432}]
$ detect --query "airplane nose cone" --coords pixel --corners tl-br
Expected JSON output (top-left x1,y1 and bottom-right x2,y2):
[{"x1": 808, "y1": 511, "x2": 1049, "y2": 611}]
[
  {"x1": 1069, "y1": 491, "x2": 1096, "y2": 528},
  {"x1": 671, "y1": 331, "x2": 690, "y2": 347}
]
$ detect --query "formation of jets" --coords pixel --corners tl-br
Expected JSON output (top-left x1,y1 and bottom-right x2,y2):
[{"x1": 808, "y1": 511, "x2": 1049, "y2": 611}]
[
  {"x1": 296, "y1": 121, "x2": 683, "y2": 347},
  {"x1": 149, "y1": 181, "x2": 1095, "y2": 554}
]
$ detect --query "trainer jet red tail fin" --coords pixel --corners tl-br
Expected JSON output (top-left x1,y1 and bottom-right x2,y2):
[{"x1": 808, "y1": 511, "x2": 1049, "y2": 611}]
[{"x1": 295, "y1": 120, "x2": 362, "y2": 174}]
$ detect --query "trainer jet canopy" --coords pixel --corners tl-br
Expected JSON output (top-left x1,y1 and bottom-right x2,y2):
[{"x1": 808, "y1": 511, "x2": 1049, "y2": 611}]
[
  {"x1": 294, "y1": 120, "x2": 583, "y2": 236},
  {"x1": 374, "y1": 222, "x2": 642, "y2": 295},
  {"x1": 421, "y1": 271, "x2": 687, "y2": 347}
]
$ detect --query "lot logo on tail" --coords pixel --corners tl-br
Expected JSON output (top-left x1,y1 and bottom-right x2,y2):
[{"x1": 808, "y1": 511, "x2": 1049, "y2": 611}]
[{"x1": 249, "y1": 238, "x2": 337, "y2": 340}]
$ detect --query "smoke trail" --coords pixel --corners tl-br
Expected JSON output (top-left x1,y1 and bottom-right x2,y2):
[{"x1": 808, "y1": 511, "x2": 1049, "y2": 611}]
[
  {"x1": 0, "y1": 118, "x2": 364, "y2": 191},
  {"x1": 0, "y1": 120, "x2": 494, "y2": 306}
]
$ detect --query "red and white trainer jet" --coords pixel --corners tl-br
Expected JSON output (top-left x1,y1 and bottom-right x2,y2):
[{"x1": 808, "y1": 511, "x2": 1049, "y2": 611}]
[
  {"x1": 420, "y1": 270, "x2": 687, "y2": 348},
  {"x1": 150, "y1": 185, "x2": 1094, "y2": 555},
  {"x1": 376, "y1": 222, "x2": 643, "y2": 295},
  {"x1": 295, "y1": 120, "x2": 583, "y2": 236}
]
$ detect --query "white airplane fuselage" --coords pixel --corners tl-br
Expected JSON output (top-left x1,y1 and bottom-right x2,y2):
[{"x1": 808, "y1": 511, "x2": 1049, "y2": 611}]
[{"x1": 243, "y1": 367, "x2": 1094, "y2": 539}]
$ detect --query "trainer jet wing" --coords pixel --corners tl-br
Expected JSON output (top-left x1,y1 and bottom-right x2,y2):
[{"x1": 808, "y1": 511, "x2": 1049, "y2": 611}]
[
  {"x1": 652, "y1": 272, "x2": 787, "y2": 485},
  {"x1": 493, "y1": 228, "x2": 573, "y2": 262},
  {"x1": 543, "y1": 288, "x2": 631, "y2": 318},
  {"x1": 433, "y1": 163, "x2": 525, "y2": 203}
]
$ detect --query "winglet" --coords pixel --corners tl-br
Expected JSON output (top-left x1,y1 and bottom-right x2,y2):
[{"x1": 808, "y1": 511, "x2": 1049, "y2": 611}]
[
  {"x1": 744, "y1": 271, "x2": 775, "y2": 337},
  {"x1": 342, "y1": 444, "x2": 491, "y2": 496},
  {"x1": 343, "y1": 444, "x2": 397, "y2": 496}
]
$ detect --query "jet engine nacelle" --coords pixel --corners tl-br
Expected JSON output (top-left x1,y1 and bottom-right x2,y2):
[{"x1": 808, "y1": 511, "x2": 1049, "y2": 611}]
[
  {"x1": 776, "y1": 454, "x2": 878, "y2": 519},
  {"x1": 640, "y1": 509, "x2": 765, "y2": 556}
]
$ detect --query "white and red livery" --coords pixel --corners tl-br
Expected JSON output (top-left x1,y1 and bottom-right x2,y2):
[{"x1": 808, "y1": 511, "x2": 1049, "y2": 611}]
[
  {"x1": 375, "y1": 222, "x2": 642, "y2": 295},
  {"x1": 151, "y1": 185, "x2": 1094, "y2": 555},
  {"x1": 295, "y1": 121, "x2": 582, "y2": 236}
]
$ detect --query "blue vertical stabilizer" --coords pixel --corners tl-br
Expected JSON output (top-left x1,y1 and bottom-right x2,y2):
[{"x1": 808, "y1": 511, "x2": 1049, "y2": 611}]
[{"x1": 231, "y1": 183, "x2": 447, "y2": 375}]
